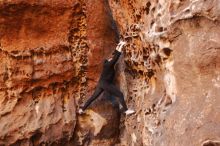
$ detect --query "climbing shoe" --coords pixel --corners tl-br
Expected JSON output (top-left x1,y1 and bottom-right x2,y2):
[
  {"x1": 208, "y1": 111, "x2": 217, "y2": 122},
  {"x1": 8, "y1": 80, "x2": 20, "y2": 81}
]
[
  {"x1": 78, "y1": 108, "x2": 84, "y2": 114},
  {"x1": 125, "y1": 109, "x2": 135, "y2": 115}
]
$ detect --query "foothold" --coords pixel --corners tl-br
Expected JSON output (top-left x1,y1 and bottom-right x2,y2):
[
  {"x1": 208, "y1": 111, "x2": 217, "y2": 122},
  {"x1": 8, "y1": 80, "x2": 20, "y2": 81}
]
[
  {"x1": 143, "y1": 55, "x2": 149, "y2": 61},
  {"x1": 162, "y1": 47, "x2": 172, "y2": 57},
  {"x1": 164, "y1": 96, "x2": 172, "y2": 106},
  {"x1": 145, "y1": 110, "x2": 150, "y2": 115},
  {"x1": 151, "y1": 7, "x2": 155, "y2": 12},
  {"x1": 155, "y1": 26, "x2": 163, "y2": 32},
  {"x1": 146, "y1": 2, "x2": 151, "y2": 8},
  {"x1": 152, "y1": 103, "x2": 156, "y2": 108},
  {"x1": 150, "y1": 21, "x2": 155, "y2": 27},
  {"x1": 144, "y1": 1, "x2": 151, "y2": 15},
  {"x1": 185, "y1": 8, "x2": 190, "y2": 13},
  {"x1": 157, "y1": 13, "x2": 161, "y2": 17},
  {"x1": 135, "y1": 14, "x2": 142, "y2": 21},
  {"x1": 138, "y1": 70, "x2": 144, "y2": 75}
]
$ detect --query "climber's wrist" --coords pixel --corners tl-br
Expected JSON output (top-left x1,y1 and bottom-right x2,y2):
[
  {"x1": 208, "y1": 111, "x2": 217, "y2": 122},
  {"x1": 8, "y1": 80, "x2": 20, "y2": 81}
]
[
  {"x1": 116, "y1": 45, "x2": 122, "y2": 52},
  {"x1": 116, "y1": 41, "x2": 126, "y2": 52},
  {"x1": 117, "y1": 46, "x2": 122, "y2": 52}
]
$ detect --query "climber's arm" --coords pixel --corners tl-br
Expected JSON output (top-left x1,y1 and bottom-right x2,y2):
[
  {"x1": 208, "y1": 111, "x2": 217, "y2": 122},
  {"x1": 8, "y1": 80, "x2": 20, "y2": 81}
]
[
  {"x1": 108, "y1": 50, "x2": 121, "y2": 66},
  {"x1": 108, "y1": 41, "x2": 126, "y2": 66},
  {"x1": 116, "y1": 41, "x2": 126, "y2": 52}
]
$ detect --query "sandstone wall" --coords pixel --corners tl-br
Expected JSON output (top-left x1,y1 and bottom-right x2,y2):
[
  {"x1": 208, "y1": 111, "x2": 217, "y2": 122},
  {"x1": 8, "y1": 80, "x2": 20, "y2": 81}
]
[
  {"x1": 109, "y1": 0, "x2": 220, "y2": 146},
  {"x1": 0, "y1": 0, "x2": 119, "y2": 145},
  {"x1": 1, "y1": 0, "x2": 220, "y2": 146}
]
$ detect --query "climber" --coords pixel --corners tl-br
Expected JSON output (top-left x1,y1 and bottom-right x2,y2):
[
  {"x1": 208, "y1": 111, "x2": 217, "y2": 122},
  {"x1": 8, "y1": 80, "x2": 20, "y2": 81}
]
[{"x1": 78, "y1": 41, "x2": 135, "y2": 115}]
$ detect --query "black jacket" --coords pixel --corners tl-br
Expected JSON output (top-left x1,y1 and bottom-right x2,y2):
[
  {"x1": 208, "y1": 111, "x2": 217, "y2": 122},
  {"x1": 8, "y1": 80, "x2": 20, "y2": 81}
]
[{"x1": 99, "y1": 50, "x2": 121, "y2": 83}]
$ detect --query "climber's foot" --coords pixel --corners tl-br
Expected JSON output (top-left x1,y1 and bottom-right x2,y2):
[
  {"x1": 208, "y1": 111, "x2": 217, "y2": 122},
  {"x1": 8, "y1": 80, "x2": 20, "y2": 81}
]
[
  {"x1": 78, "y1": 108, "x2": 85, "y2": 114},
  {"x1": 125, "y1": 109, "x2": 135, "y2": 116}
]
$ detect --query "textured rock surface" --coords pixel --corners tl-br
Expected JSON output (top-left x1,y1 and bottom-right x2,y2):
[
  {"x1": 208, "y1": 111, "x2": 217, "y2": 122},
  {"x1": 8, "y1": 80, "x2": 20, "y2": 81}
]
[
  {"x1": 0, "y1": 0, "x2": 119, "y2": 145},
  {"x1": 0, "y1": 1, "x2": 77, "y2": 145},
  {"x1": 1, "y1": 0, "x2": 220, "y2": 146},
  {"x1": 109, "y1": 0, "x2": 220, "y2": 146}
]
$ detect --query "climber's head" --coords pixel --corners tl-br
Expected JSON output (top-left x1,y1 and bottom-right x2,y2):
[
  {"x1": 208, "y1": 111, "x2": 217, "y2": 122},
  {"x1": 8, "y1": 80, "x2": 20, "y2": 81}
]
[
  {"x1": 104, "y1": 57, "x2": 112, "y2": 64},
  {"x1": 107, "y1": 51, "x2": 116, "y2": 62}
]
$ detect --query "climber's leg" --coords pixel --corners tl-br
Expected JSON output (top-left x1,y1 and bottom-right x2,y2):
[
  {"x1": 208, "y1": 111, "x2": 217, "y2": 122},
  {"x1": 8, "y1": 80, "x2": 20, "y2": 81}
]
[
  {"x1": 102, "y1": 83, "x2": 128, "y2": 111},
  {"x1": 82, "y1": 86, "x2": 103, "y2": 111},
  {"x1": 104, "y1": 91, "x2": 119, "y2": 108}
]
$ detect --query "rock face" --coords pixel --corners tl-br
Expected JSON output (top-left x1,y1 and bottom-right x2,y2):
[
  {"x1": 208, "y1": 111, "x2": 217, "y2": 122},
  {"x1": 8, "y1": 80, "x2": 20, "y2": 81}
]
[
  {"x1": 0, "y1": 0, "x2": 119, "y2": 145},
  {"x1": 0, "y1": 0, "x2": 220, "y2": 146},
  {"x1": 108, "y1": 0, "x2": 220, "y2": 146}
]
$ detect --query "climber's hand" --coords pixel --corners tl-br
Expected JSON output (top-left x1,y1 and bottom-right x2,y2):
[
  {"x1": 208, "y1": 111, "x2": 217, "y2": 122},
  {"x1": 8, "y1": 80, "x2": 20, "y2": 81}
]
[
  {"x1": 117, "y1": 41, "x2": 127, "y2": 52},
  {"x1": 120, "y1": 41, "x2": 126, "y2": 46}
]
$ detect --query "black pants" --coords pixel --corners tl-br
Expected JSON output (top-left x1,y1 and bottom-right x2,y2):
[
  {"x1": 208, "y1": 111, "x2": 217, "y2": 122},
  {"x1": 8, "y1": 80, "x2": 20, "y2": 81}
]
[
  {"x1": 104, "y1": 91, "x2": 119, "y2": 108},
  {"x1": 82, "y1": 81, "x2": 128, "y2": 111}
]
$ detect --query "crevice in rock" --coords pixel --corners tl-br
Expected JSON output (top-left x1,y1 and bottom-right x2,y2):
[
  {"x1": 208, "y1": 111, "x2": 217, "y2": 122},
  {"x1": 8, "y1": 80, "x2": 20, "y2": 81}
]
[{"x1": 203, "y1": 140, "x2": 220, "y2": 146}]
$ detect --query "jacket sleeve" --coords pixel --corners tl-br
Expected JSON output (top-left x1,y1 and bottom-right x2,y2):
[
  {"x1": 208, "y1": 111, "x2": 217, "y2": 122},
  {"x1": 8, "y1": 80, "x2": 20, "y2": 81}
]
[{"x1": 108, "y1": 50, "x2": 121, "y2": 66}]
